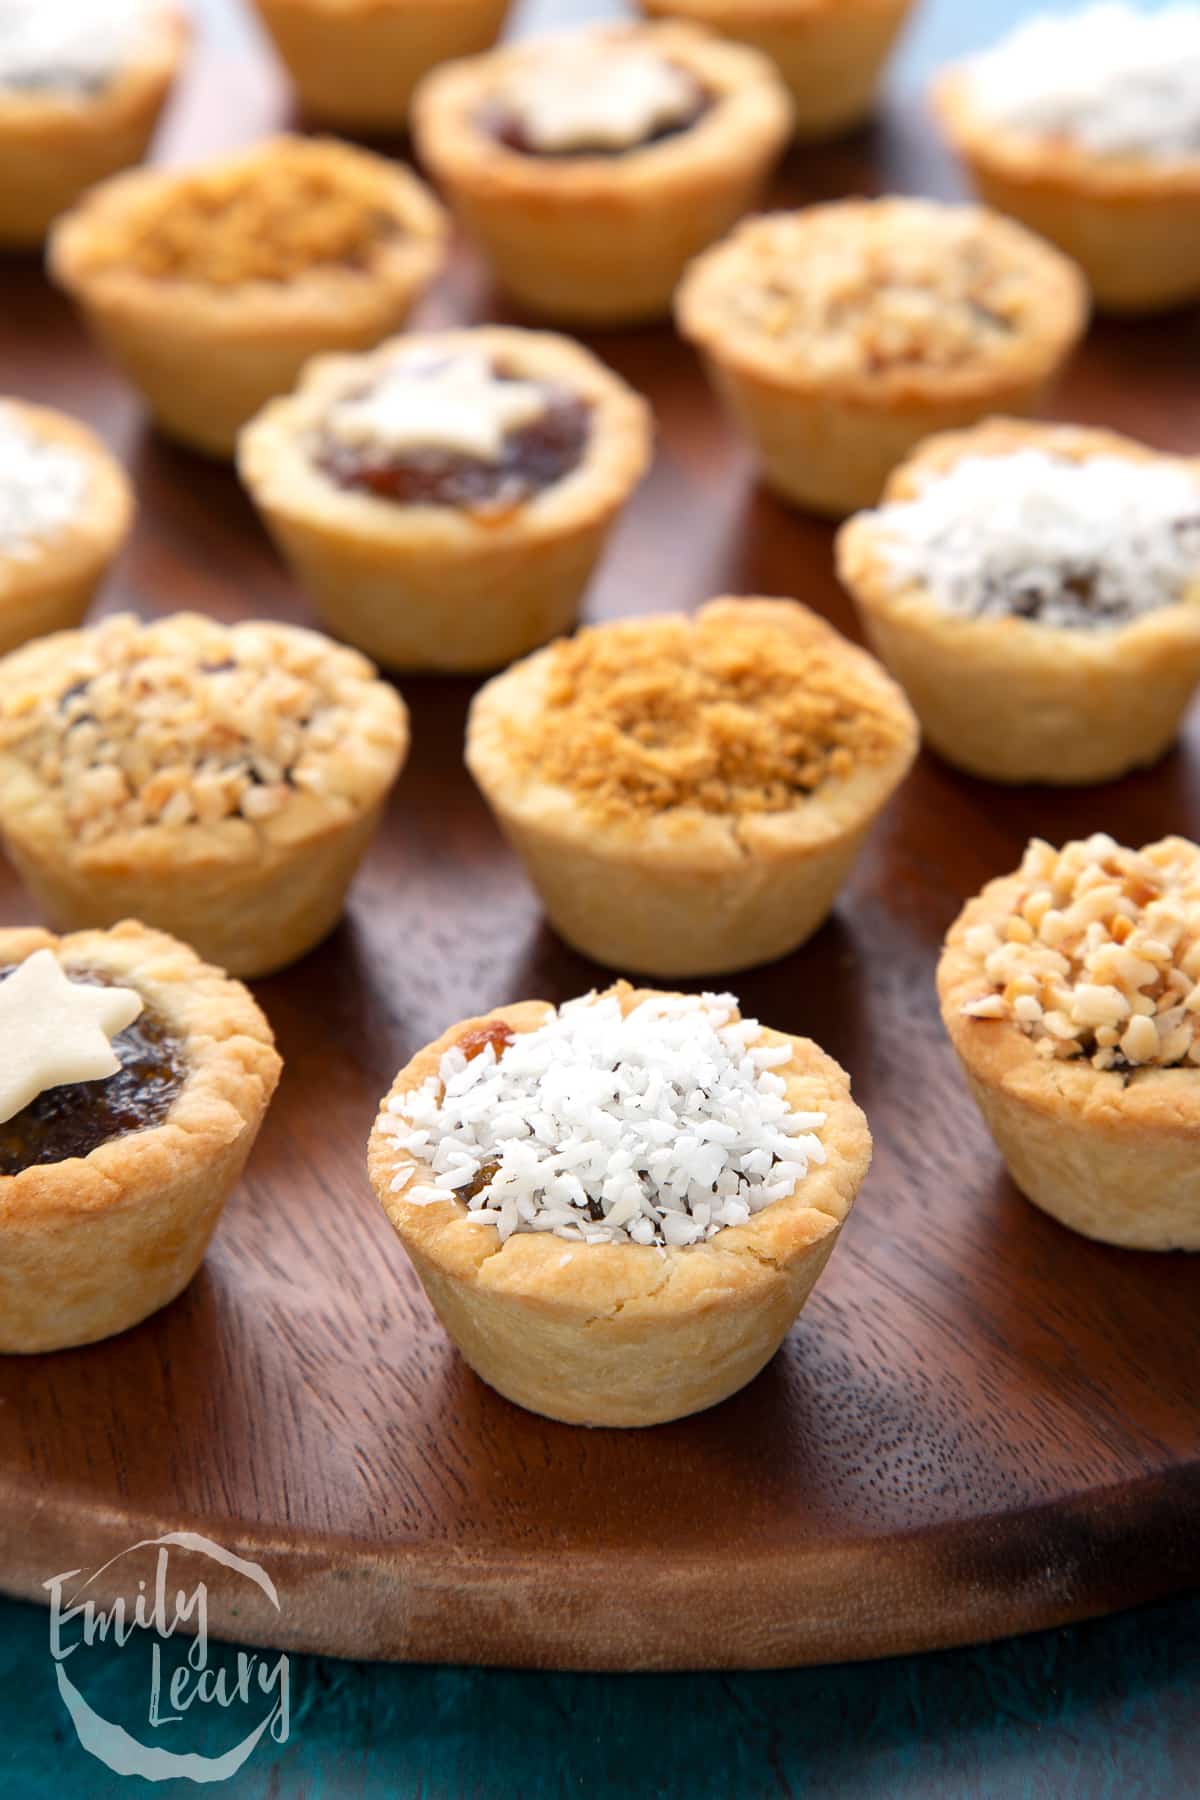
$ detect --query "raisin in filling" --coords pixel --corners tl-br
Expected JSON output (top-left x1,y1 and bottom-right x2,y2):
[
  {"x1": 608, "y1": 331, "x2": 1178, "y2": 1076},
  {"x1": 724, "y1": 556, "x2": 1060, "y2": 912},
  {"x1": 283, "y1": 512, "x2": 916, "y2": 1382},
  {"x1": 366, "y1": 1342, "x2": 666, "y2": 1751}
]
[
  {"x1": 315, "y1": 386, "x2": 592, "y2": 514},
  {"x1": 0, "y1": 966, "x2": 185, "y2": 1176}
]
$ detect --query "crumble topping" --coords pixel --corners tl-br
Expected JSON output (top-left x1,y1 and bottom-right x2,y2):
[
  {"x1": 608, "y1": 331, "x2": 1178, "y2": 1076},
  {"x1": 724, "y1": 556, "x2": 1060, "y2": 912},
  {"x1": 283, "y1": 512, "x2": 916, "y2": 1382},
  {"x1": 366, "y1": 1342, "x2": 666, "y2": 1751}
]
[
  {"x1": 321, "y1": 350, "x2": 557, "y2": 464},
  {"x1": 0, "y1": 0, "x2": 159, "y2": 96},
  {"x1": 490, "y1": 40, "x2": 707, "y2": 155},
  {"x1": 960, "y1": 3, "x2": 1200, "y2": 161},
  {"x1": 380, "y1": 988, "x2": 828, "y2": 1247},
  {"x1": 870, "y1": 447, "x2": 1200, "y2": 629},
  {"x1": 78, "y1": 139, "x2": 400, "y2": 286},
  {"x1": 694, "y1": 201, "x2": 1056, "y2": 379},
  {"x1": 506, "y1": 608, "x2": 909, "y2": 821},
  {"x1": 961, "y1": 834, "x2": 1200, "y2": 1071},
  {"x1": 0, "y1": 405, "x2": 90, "y2": 562},
  {"x1": 0, "y1": 612, "x2": 384, "y2": 843}
]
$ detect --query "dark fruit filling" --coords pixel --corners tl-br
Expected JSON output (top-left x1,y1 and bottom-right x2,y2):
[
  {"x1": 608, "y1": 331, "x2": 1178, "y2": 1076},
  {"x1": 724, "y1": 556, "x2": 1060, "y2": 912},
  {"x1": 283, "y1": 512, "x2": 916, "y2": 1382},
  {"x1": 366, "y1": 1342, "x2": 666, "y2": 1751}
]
[
  {"x1": 0, "y1": 966, "x2": 185, "y2": 1177},
  {"x1": 316, "y1": 382, "x2": 591, "y2": 515}
]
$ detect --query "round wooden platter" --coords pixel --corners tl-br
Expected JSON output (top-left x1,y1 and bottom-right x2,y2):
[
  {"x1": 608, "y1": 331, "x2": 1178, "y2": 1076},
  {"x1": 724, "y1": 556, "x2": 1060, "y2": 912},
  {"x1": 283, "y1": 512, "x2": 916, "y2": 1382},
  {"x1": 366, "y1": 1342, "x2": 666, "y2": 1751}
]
[{"x1": 1, "y1": 5, "x2": 1199, "y2": 1673}]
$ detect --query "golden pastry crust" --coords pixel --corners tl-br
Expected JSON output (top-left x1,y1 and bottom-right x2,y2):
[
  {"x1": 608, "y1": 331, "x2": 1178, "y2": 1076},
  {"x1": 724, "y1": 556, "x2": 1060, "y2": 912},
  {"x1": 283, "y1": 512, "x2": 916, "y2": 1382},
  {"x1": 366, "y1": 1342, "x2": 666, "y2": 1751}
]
[
  {"x1": 465, "y1": 598, "x2": 918, "y2": 977},
  {"x1": 935, "y1": 69, "x2": 1200, "y2": 314},
  {"x1": 253, "y1": 0, "x2": 510, "y2": 130},
  {"x1": 939, "y1": 846, "x2": 1200, "y2": 1250},
  {"x1": 48, "y1": 135, "x2": 449, "y2": 456},
  {"x1": 675, "y1": 198, "x2": 1089, "y2": 516},
  {"x1": 0, "y1": 400, "x2": 133, "y2": 656},
  {"x1": 0, "y1": 6, "x2": 186, "y2": 248},
  {"x1": 411, "y1": 21, "x2": 792, "y2": 325},
  {"x1": 640, "y1": 0, "x2": 915, "y2": 139},
  {"x1": 367, "y1": 986, "x2": 871, "y2": 1426},
  {"x1": 0, "y1": 613, "x2": 409, "y2": 977},
  {"x1": 836, "y1": 418, "x2": 1200, "y2": 784},
  {"x1": 0, "y1": 920, "x2": 281, "y2": 1351},
  {"x1": 238, "y1": 326, "x2": 653, "y2": 672}
]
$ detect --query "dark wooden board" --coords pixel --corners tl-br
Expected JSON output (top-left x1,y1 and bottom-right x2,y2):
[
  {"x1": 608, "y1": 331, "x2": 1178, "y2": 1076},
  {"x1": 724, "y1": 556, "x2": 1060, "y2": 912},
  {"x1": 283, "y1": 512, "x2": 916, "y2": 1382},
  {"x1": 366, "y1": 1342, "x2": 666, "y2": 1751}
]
[{"x1": 0, "y1": 1, "x2": 1198, "y2": 1670}]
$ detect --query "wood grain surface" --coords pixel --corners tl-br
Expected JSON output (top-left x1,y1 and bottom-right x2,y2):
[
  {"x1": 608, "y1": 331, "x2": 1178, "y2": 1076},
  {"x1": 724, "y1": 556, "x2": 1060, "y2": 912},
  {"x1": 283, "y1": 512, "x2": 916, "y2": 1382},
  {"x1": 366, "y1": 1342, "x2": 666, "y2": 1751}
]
[{"x1": 0, "y1": 0, "x2": 1198, "y2": 1670}]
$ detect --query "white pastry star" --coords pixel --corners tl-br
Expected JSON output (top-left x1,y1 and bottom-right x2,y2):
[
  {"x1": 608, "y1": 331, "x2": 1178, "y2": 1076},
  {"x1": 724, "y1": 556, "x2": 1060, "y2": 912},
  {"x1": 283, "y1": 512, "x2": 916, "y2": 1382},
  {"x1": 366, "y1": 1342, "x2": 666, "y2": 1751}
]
[
  {"x1": 326, "y1": 351, "x2": 550, "y2": 464},
  {"x1": 0, "y1": 949, "x2": 143, "y2": 1126}
]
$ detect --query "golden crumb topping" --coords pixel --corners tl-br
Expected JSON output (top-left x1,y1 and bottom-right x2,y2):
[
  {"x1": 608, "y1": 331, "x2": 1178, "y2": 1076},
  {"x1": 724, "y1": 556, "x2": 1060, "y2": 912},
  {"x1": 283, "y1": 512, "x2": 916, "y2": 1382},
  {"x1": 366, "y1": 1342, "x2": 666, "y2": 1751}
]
[
  {"x1": 508, "y1": 606, "x2": 909, "y2": 820},
  {"x1": 80, "y1": 139, "x2": 402, "y2": 286},
  {"x1": 0, "y1": 612, "x2": 398, "y2": 843},
  {"x1": 684, "y1": 200, "x2": 1074, "y2": 380},
  {"x1": 961, "y1": 834, "x2": 1200, "y2": 1070}
]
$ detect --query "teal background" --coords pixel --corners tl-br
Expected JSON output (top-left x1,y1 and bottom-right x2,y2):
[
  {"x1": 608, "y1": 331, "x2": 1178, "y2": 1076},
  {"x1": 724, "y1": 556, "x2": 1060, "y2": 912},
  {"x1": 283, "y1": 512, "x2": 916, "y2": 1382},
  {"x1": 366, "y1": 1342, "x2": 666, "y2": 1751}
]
[
  {"x1": 2, "y1": 1589, "x2": 1199, "y2": 1796},
  {"x1": 2, "y1": 1, "x2": 1198, "y2": 1795}
]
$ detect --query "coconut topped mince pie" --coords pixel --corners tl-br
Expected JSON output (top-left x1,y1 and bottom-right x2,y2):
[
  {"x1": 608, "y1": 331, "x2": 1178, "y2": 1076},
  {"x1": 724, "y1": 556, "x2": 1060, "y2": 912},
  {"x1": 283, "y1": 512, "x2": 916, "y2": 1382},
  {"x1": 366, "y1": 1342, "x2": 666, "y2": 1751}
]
[
  {"x1": 0, "y1": 399, "x2": 133, "y2": 655},
  {"x1": 676, "y1": 198, "x2": 1088, "y2": 514},
  {"x1": 934, "y1": 5, "x2": 1200, "y2": 311},
  {"x1": 945, "y1": 4, "x2": 1200, "y2": 163},
  {"x1": 466, "y1": 599, "x2": 918, "y2": 976},
  {"x1": 836, "y1": 418, "x2": 1200, "y2": 783},
  {"x1": 49, "y1": 135, "x2": 448, "y2": 454},
  {"x1": 239, "y1": 326, "x2": 652, "y2": 672},
  {"x1": 368, "y1": 983, "x2": 871, "y2": 1423},
  {"x1": 412, "y1": 21, "x2": 791, "y2": 324},
  {"x1": 939, "y1": 836, "x2": 1200, "y2": 1250},
  {"x1": 0, "y1": 612, "x2": 409, "y2": 977},
  {"x1": 0, "y1": 0, "x2": 185, "y2": 247},
  {"x1": 0, "y1": 920, "x2": 281, "y2": 1352}
]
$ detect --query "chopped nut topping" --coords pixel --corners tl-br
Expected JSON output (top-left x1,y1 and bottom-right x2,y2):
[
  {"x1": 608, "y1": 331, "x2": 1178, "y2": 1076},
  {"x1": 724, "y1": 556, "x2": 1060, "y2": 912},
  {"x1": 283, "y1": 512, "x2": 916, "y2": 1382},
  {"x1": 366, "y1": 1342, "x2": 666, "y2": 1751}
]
[
  {"x1": 506, "y1": 607, "x2": 911, "y2": 821},
  {"x1": 0, "y1": 613, "x2": 387, "y2": 844},
  {"x1": 961, "y1": 833, "x2": 1200, "y2": 1070},
  {"x1": 77, "y1": 139, "x2": 401, "y2": 286},
  {"x1": 690, "y1": 200, "x2": 1064, "y2": 380}
]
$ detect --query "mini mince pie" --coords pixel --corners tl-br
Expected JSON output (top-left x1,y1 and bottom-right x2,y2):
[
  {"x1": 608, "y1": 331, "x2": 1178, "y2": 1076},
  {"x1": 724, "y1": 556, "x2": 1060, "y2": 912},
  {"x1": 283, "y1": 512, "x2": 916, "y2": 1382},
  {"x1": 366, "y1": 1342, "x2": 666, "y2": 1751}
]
[
  {"x1": 675, "y1": 197, "x2": 1088, "y2": 517},
  {"x1": 836, "y1": 419, "x2": 1200, "y2": 785},
  {"x1": 0, "y1": 920, "x2": 280, "y2": 1352},
  {"x1": 939, "y1": 835, "x2": 1200, "y2": 1251},
  {"x1": 252, "y1": 0, "x2": 511, "y2": 132},
  {"x1": 465, "y1": 598, "x2": 918, "y2": 978},
  {"x1": 0, "y1": 612, "x2": 409, "y2": 977},
  {"x1": 368, "y1": 984, "x2": 871, "y2": 1425},
  {"x1": 0, "y1": 0, "x2": 186, "y2": 248},
  {"x1": 0, "y1": 399, "x2": 133, "y2": 656},
  {"x1": 639, "y1": 0, "x2": 916, "y2": 142},
  {"x1": 935, "y1": 3, "x2": 1200, "y2": 314},
  {"x1": 238, "y1": 327, "x2": 653, "y2": 673},
  {"x1": 411, "y1": 21, "x2": 792, "y2": 326},
  {"x1": 48, "y1": 134, "x2": 449, "y2": 456}
]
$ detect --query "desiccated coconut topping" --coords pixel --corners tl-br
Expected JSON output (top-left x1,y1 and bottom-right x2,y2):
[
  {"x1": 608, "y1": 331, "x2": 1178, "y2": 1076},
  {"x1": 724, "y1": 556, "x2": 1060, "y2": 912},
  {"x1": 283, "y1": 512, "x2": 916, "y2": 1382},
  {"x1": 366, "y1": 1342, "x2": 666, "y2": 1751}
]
[
  {"x1": 379, "y1": 989, "x2": 827, "y2": 1247},
  {"x1": 869, "y1": 448, "x2": 1200, "y2": 629},
  {"x1": 693, "y1": 202, "x2": 1055, "y2": 380},
  {"x1": 0, "y1": 404, "x2": 90, "y2": 562},
  {"x1": 961, "y1": 834, "x2": 1200, "y2": 1071},
  {"x1": 506, "y1": 607, "x2": 909, "y2": 822},
  {"x1": 0, "y1": 612, "x2": 388, "y2": 843},
  {"x1": 0, "y1": 0, "x2": 159, "y2": 95},
  {"x1": 961, "y1": 4, "x2": 1200, "y2": 161}
]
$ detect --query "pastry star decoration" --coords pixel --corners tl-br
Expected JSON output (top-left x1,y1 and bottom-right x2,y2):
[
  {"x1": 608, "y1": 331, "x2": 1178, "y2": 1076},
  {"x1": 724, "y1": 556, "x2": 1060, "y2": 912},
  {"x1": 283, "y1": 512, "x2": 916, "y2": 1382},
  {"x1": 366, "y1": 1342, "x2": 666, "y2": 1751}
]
[
  {"x1": 0, "y1": 949, "x2": 142, "y2": 1125},
  {"x1": 327, "y1": 351, "x2": 550, "y2": 464},
  {"x1": 508, "y1": 47, "x2": 697, "y2": 154}
]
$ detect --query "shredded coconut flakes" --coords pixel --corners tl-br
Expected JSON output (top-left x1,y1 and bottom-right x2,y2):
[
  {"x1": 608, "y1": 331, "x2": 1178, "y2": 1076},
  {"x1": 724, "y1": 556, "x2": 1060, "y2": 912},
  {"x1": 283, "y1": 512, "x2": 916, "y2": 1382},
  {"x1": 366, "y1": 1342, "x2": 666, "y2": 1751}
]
[
  {"x1": 380, "y1": 990, "x2": 828, "y2": 1247},
  {"x1": 870, "y1": 449, "x2": 1200, "y2": 629},
  {"x1": 0, "y1": 405, "x2": 90, "y2": 562},
  {"x1": 962, "y1": 3, "x2": 1200, "y2": 161},
  {"x1": 0, "y1": 0, "x2": 159, "y2": 95}
]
